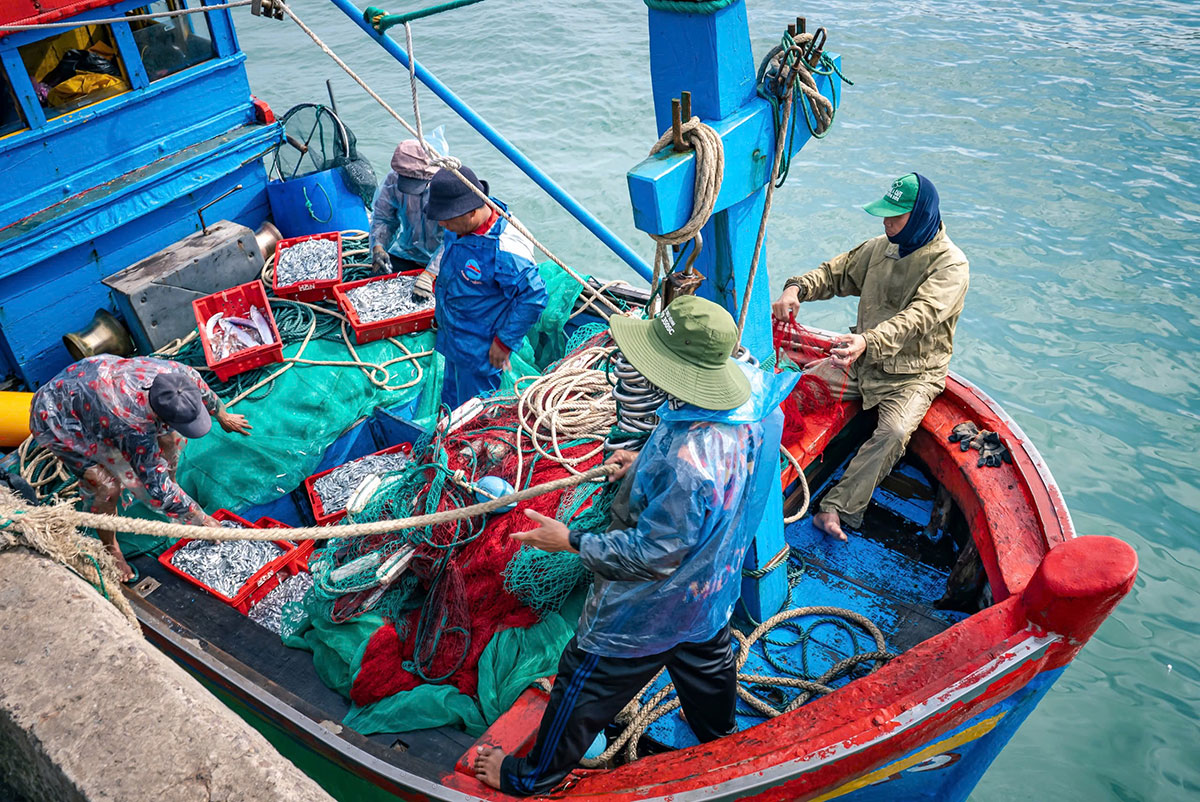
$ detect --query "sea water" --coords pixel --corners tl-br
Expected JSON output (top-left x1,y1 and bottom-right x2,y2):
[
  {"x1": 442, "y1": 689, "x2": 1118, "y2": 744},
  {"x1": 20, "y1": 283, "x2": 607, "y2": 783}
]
[{"x1": 238, "y1": 1, "x2": 1199, "y2": 798}]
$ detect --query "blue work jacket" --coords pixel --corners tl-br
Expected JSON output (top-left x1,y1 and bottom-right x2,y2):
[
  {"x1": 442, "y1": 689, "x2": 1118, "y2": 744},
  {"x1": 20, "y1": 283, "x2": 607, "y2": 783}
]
[
  {"x1": 572, "y1": 363, "x2": 798, "y2": 658},
  {"x1": 429, "y1": 200, "x2": 548, "y2": 376}
]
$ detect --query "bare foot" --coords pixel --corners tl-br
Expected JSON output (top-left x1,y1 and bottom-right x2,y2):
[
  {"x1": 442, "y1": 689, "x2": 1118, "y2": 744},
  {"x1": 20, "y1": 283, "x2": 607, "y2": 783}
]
[
  {"x1": 813, "y1": 510, "x2": 847, "y2": 542},
  {"x1": 474, "y1": 745, "x2": 505, "y2": 790},
  {"x1": 104, "y1": 542, "x2": 135, "y2": 583}
]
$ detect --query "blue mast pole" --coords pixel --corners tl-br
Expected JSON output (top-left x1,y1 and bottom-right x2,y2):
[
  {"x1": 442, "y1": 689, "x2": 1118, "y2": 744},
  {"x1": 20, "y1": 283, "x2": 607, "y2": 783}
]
[{"x1": 325, "y1": 0, "x2": 654, "y2": 282}]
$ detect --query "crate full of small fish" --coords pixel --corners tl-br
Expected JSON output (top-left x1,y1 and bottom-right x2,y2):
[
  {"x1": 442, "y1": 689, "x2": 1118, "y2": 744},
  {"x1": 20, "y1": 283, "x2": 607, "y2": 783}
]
[
  {"x1": 272, "y1": 232, "x2": 343, "y2": 302},
  {"x1": 192, "y1": 280, "x2": 284, "y2": 381},
  {"x1": 157, "y1": 509, "x2": 304, "y2": 613},
  {"x1": 304, "y1": 443, "x2": 414, "y2": 525},
  {"x1": 332, "y1": 270, "x2": 436, "y2": 344}
]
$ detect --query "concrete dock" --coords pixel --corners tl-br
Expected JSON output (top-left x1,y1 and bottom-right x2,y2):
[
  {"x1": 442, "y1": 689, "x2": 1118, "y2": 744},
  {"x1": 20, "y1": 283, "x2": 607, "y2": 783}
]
[{"x1": 0, "y1": 547, "x2": 336, "y2": 802}]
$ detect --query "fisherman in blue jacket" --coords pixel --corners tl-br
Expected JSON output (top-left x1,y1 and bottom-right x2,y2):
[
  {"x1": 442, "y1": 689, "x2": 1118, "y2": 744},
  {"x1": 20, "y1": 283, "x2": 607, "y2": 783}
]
[
  {"x1": 473, "y1": 296, "x2": 798, "y2": 796},
  {"x1": 423, "y1": 165, "x2": 548, "y2": 409}
]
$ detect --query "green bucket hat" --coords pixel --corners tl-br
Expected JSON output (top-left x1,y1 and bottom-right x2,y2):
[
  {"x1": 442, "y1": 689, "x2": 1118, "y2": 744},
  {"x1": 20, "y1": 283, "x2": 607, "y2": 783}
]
[
  {"x1": 863, "y1": 173, "x2": 918, "y2": 217},
  {"x1": 609, "y1": 296, "x2": 751, "y2": 411}
]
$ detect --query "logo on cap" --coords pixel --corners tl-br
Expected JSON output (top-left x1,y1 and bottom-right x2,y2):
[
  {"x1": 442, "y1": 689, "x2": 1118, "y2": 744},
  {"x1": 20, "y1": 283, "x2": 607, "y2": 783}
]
[
  {"x1": 887, "y1": 179, "x2": 905, "y2": 202},
  {"x1": 659, "y1": 309, "x2": 676, "y2": 335}
]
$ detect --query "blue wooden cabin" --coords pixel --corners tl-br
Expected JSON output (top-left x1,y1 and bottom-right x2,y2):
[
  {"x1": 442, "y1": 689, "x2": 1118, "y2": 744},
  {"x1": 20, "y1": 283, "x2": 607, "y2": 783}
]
[{"x1": 0, "y1": 0, "x2": 280, "y2": 390}]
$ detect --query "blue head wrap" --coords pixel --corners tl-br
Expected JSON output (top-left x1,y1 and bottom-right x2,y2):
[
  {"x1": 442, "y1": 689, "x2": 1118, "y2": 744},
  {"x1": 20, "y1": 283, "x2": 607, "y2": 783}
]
[{"x1": 889, "y1": 173, "x2": 942, "y2": 257}]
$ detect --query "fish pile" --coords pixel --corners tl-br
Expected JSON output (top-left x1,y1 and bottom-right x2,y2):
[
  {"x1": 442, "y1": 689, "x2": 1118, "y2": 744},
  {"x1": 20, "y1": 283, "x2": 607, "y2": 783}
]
[
  {"x1": 313, "y1": 451, "x2": 412, "y2": 515},
  {"x1": 248, "y1": 571, "x2": 314, "y2": 634},
  {"x1": 170, "y1": 539, "x2": 284, "y2": 598},
  {"x1": 275, "y1": 238, "x2": 340, "y2": 287},
  {"x1": 204, "y1": 305, "x2": 275, "y2": 362},
  {"x1": 345, "y1": 276, "x2": 434, "y2": 324}
]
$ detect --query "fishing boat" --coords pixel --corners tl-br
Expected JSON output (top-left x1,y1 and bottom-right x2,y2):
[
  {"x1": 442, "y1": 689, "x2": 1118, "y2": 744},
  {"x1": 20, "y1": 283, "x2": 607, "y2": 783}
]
[{"x1": 0, "y1": 1, "x2": 1136, "y2": 800}]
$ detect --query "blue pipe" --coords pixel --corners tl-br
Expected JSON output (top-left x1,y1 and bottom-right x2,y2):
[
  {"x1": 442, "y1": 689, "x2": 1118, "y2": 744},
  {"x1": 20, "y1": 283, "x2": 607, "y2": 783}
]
[{"x1": 326, "y1": 0, "x2": 654, "y2": 282}]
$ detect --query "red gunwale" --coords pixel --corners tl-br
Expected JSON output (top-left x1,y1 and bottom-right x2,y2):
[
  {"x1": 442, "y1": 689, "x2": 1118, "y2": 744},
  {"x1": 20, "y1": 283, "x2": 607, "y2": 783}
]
[{"x1": 435, "y1": 368, "x2": 1130, "y2": 801}]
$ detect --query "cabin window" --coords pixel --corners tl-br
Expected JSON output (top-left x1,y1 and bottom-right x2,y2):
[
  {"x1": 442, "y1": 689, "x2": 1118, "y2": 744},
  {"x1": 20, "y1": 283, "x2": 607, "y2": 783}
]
[
  {"x1": 18, "y1": 24, "x2": 131, "y2": 119},
  {"x1": 126, "y1": 2, "x2": 216, "y2": 81},
  {"x1": 0, "y1": 68, "x2": 26, "y2": 137}
]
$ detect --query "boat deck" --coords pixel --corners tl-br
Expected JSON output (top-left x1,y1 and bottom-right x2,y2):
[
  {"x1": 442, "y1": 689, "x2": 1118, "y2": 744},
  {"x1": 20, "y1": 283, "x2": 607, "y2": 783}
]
[
  {"x1": 642, "y1": 454, "x2": 969, "y2": 750},
  {"x1": 131, "y1": 442, "x2": 970, "y2": 772}
]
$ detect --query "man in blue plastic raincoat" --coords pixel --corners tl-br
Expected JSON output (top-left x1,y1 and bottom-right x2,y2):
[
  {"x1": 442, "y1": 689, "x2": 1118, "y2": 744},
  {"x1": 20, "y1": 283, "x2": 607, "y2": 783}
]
[
  {"x1": 423, "y1": 165, "x2": 548, "y2": 410},
  {"x1": 473, "y1": 296, "x2": 797, "y2": 796},
  {"x1": 368, "y1": 133, "x2": 448, "y2": 285}
]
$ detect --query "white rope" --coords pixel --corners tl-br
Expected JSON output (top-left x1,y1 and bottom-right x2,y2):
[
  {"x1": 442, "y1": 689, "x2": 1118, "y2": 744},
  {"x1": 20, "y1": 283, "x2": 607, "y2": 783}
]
[
  {"x1": 0, "y1": 1, "x2": 252, "y2": 31},
  {"x1": 780, "y1": 444, "x2": 810, "y2": 524},
  {"x1": 645, "y1": 117, "x2": 724, "y2": 312},
  {"x1": 279, "y1": 3, "x2": 622, "y2": 317},
  {"x1": 511, "y1": 347, "x2": 617, "y2": 489}
]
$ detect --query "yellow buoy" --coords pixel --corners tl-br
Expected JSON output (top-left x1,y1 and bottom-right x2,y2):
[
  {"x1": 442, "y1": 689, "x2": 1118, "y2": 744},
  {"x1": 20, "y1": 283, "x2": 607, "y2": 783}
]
[{"x1": 0, "y1": 392, "x2": 33, "y2": 447}]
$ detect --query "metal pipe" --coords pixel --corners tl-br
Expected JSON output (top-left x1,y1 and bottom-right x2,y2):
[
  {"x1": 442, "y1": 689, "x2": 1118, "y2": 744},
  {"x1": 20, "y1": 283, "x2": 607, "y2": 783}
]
[{"x1": 325, "y1": 0, "x2": 653, "y2": 282}]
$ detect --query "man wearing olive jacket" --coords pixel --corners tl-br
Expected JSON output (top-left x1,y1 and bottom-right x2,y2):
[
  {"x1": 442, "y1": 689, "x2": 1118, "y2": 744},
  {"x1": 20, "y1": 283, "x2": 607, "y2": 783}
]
[{"x1": 772, "y1": 172, "x2": 969, "y2": 541}]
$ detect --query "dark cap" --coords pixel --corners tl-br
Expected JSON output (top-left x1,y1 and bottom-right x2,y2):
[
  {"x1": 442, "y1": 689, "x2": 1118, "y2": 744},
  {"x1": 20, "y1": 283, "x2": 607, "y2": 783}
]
[
  {"x1": 423, "y1": 166, "x2": 489, "y2": 222},
  {"x1": 148, "y1": 372, "x2": 212, "y2": 438}
]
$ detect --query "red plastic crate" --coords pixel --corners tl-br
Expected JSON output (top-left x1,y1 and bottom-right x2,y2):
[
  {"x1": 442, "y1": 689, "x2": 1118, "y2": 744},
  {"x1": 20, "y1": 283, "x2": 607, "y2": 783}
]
[
  {"x1": 157, "y1": 509, "x2": 298, "y2": 613},
  {"x1": 303, "y1": 443, "x2": 413, "y2": 526},
  {"x1": 255, "y1": 516, "x2": 316, "y2": 571},
  {"x1": 243, "y1": 563, "x2": 311, "y2": 617},
  {"x1": 192, "y1": 281, "x2": 284, "y2": 381},
  {"x1": 272, "y1": 231, "x2": 343, "y2": 302},
  {"x1": 332, "y1": 270, "x2": 435, "y2": 345}
]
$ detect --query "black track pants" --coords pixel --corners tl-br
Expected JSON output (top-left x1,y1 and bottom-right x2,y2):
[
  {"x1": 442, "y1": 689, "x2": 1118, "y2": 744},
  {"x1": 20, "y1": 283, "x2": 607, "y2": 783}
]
[{"x1": 499, "y1": 624, "x2": 737, "y2": 797}]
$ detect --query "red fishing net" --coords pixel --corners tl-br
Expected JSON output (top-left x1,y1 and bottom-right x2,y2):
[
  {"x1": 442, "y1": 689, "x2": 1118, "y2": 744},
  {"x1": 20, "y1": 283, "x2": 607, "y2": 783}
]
[{"x1": 773, "y1": 317, "x2": 850, "y2": 449}]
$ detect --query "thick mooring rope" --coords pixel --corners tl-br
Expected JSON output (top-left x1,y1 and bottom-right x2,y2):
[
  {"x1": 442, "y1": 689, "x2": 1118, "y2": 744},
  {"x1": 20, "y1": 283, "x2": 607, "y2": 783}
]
[
  {"x1": 646, "y1": 116, "x2": 724, "y2": 312},
  {"x1": 0, "y1": 465, "x2": 618, "y2": 545},
  {"x1": 0, "y1": 493, "x2": 138, "y2": 628}
]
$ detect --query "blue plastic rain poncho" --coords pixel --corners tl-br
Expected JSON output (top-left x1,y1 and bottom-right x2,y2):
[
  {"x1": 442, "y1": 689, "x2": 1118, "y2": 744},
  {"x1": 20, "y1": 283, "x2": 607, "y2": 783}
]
[
  {"x1": 430, "y1": 199, "x2": 548, "y2": 408},
  {"x1": 368, "y1": 129, "x2": 449, "y2": 265},
  {"x1": 572, "y1": 364, "x2": 798, "y2": 658}
]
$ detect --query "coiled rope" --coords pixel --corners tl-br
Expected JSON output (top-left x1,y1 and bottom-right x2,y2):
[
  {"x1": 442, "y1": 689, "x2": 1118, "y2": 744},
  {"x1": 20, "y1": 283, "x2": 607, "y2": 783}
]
[
  {"x1": 512, "y1": 347, "x2": 617, "y2": 490},
  {"x1": 645, "y1": 117, "x2": 724, "y2": 312},
  {"x1": 582, "y1": 603, "x2": 892, "y2": 765}
]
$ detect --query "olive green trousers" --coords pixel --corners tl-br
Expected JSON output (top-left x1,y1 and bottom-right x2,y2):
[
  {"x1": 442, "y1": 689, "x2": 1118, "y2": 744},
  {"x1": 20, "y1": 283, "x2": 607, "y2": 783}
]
[{"x1": 814, "y1": 365, "x2": 940, "y2": 528}]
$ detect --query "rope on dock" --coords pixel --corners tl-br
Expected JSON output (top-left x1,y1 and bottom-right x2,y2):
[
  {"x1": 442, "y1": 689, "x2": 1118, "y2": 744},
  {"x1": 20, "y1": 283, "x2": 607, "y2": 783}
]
[{"x1": 0, "y1": 490, "x2": 138, "y2": 628}]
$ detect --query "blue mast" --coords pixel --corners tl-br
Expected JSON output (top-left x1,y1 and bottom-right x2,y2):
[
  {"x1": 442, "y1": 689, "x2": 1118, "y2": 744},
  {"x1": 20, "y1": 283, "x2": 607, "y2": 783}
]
[{"x1": 626, "y1": 0, "x2": 842, "y2": 617}]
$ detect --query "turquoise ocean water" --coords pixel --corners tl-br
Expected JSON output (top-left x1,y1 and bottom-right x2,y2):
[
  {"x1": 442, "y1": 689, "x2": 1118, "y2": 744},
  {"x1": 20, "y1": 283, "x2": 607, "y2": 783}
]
[{"x1": 238, "y1": 1, "x2": 1199, "y2": 798}]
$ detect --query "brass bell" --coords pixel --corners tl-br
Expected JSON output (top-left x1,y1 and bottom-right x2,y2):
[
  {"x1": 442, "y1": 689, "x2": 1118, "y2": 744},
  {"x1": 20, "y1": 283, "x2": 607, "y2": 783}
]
[{"x1": 62, "y1": 309, "x2": 135, "y2": 361}]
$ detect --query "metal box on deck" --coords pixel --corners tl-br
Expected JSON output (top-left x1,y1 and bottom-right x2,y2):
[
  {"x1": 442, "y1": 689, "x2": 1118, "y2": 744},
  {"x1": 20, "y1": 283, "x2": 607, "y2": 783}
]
[{"x1": 103, "y1": 221, "x2": 265, "y2": 353}]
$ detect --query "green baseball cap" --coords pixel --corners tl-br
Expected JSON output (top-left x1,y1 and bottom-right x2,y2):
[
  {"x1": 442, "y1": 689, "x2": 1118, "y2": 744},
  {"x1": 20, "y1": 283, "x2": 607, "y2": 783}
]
[
  {"x1": 863, "y1": 173, "x2": 919, "y2": 217},
  {"x1": 609, "y1": 296, "x2": 751, "y2": 410}
]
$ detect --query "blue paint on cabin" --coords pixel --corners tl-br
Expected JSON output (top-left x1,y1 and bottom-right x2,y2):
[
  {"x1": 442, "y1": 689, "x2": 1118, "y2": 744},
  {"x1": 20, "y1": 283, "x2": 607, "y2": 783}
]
[{"x1": 0, "y1": 0, "x2": 281, "y2": 389}]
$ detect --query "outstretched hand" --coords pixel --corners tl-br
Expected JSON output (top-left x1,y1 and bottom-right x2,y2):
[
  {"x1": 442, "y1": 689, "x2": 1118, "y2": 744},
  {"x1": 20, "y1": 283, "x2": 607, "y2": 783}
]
[
  {"x1": 512, "y1": 509, "x2": 575, "y2": 553},
  {"x1": 216, "y1": 410, "x2": 252, "y2": 436}
]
